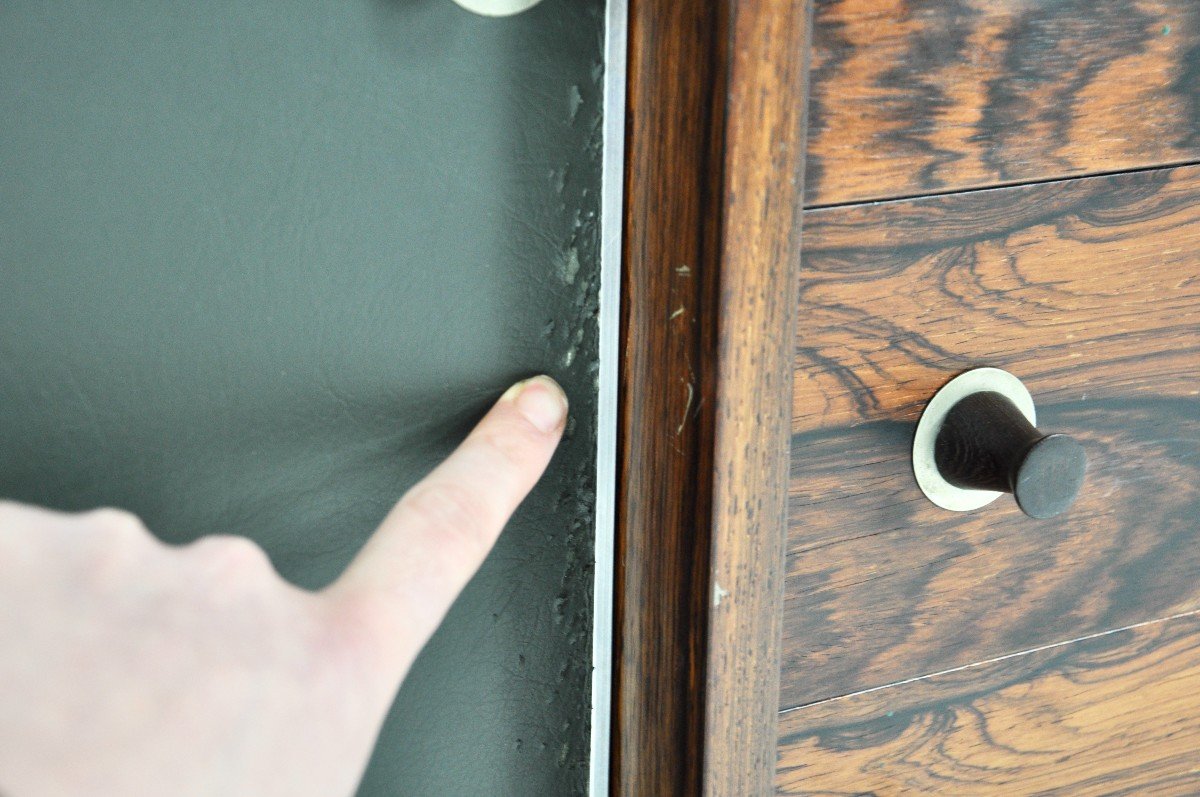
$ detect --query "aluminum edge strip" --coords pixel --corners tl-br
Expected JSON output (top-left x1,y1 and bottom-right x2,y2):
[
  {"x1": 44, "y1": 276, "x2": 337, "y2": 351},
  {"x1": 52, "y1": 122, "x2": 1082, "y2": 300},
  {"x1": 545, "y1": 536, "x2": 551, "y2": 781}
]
[{"x1": 590, "y1": 0, "x2": 627, "y2": 793}]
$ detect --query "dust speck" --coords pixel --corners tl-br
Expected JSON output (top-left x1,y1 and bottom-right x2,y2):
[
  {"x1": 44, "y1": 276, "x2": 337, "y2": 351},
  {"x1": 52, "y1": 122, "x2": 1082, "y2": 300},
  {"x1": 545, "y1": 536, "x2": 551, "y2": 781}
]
[
  {"x1": 558, "y1": 246, "x2": 581, "y2": 284},
  {"x1": 567, "y1": 85, "x2": 583, "y2": 122}
]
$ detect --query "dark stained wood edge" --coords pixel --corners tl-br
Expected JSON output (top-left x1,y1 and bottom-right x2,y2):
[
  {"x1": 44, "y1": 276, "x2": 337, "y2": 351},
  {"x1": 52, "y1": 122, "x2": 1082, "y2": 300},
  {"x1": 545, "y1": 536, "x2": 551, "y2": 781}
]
[
  {"x1": 704, "y1": 1, "x2": 813, "y2": 794},
  {"x1": 612, "y1": 2, "x2": 727, "y2": 791},
  {"x1": 612, "y1": 0, "x2": 812, "y2": 793}
]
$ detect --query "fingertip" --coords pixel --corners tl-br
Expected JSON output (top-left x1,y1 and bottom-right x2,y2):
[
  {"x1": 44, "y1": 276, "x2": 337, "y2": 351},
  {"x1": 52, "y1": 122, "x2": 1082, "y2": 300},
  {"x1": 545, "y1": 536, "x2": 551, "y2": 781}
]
[
  {"x1": 323, "y1": 377, "x2": 569, "y2": 681},
  {"x1": 501, "y1": 375, "x2": 569, "y2": 435}
]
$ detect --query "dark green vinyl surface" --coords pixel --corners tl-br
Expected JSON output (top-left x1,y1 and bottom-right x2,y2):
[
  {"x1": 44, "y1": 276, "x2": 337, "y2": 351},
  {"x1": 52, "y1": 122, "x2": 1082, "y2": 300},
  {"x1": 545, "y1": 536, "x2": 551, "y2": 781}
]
[{"x1": 0, "y1": 1, "x2": 603, "y2": 793}]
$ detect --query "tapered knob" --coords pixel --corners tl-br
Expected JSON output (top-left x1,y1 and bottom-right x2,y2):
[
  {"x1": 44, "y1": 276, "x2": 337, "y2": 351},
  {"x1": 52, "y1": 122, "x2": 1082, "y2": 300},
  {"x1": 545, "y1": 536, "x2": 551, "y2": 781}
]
[
  {"x1": 934, "y1": 391, "x2": 1086, "y2": 519},
  {"x1": 913, "y1": 367, "x2": 1088, "y2": 517}
]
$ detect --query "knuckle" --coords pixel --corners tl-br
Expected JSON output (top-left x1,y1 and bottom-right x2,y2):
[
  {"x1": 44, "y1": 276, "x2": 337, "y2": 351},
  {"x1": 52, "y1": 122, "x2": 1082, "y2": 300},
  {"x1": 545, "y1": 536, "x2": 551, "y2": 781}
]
[
  {"x1": 0, "y1": 501, "x2": 25, "y2": 530},
  {"x1": 187, "y1": 535, "x2": 274, "y2": 578},
  {"x1": 85, "y1": 507, "x2": 150, "y2": 541},
  {"x1": 74, "y1": 509, "x2": 158, "y2": 583},
  {"x1": 402, "y1": 482, "x2": 492, "y2": 555},
  {"x1": 322, "y1": 590, "x2": 422, "y2": 686},
  {"x1": 326, "y1": 593, "x2": 390, "y2": 660},
  {"x1": 475, "y1": 427, "x2": 528, "y2": 475},
  {"x1": 0, "y1": 502, "x2": 24, "y2": 551}
]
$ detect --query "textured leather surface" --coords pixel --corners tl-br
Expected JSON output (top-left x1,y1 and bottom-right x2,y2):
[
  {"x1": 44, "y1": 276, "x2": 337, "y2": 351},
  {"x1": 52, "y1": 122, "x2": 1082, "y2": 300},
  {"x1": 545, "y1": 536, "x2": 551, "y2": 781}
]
[{"x1": 0, "y1": 1, "x2": 602, "y2": 794}]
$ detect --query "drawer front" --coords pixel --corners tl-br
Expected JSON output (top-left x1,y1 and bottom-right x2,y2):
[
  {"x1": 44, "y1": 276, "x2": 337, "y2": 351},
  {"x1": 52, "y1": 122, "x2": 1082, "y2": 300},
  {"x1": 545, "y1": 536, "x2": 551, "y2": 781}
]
[
  {"x1": 778, "y1": 613, "x2": 1200, "y2": 794},
  {"x1": 806, "y1": 0, "x2": 1200, "y2": 206},
  {"x1": 779, "y1": 166, "x2": 1200, "y2": 792},
  {"x1": 786, "y1": 164, "x2": 1200, "y2": 707}
]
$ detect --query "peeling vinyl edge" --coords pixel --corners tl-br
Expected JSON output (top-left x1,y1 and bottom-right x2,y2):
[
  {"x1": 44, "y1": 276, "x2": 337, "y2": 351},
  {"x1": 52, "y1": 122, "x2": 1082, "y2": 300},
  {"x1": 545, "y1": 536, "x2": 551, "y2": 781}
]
[{"x1": 589, "y1": 0, "x2": 626, "y2": 794}]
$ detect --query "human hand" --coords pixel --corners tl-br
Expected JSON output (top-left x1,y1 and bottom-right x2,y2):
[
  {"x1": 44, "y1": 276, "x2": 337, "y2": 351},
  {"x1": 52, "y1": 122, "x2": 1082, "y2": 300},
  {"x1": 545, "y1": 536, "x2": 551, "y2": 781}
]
[{"x1": 0, "y1": 376, "x2": 568, "y2": 797}]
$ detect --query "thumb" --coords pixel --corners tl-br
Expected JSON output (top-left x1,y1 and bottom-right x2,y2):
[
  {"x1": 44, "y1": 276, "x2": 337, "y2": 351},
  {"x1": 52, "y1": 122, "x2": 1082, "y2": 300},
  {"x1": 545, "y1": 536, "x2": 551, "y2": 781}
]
[{"x1": 325, "y1": 375, "x2": 567, "y2": 675}]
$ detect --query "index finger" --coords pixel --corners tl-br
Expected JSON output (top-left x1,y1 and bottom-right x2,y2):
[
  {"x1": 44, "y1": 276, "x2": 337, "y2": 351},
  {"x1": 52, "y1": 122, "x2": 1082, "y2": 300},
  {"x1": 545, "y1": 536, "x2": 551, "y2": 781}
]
[{"x1": 324, "y1": 376, "x2": 568, "y2": 673}]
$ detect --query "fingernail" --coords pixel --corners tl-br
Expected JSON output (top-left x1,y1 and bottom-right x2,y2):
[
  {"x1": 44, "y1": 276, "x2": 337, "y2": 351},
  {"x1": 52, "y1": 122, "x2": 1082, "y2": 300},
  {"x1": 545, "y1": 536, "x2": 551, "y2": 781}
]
[{"x1": 503, "y1": 376, "x2": 568, "y2": 434}]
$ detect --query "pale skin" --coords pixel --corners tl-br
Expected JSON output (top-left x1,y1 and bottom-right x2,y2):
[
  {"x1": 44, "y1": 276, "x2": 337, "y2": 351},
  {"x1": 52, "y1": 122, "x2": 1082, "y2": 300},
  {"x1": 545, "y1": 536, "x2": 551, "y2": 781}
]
[{"x1": 0, "y1": 375, "x2": 568, "y2": 797}]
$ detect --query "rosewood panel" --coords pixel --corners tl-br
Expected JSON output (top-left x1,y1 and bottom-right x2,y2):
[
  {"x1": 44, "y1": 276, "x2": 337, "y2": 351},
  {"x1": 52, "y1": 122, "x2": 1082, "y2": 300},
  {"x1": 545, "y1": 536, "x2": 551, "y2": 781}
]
[
  {"x1": 784, "y1": 166, "x2": 1200, "y2": 709},
  {"x1": 777, "y1": 611, "x2": 1200, "y2": 795},
  {"x1": 805, "y1": 0, "x2": 1200, "y2": 206},
  {"x1": 784, "y1": 398, "x2": 1200, "y2": 708},
  {"x1": 615, "y1": 0, "x2": 811, "y2": 793},
  {"x1": 795, "y1": 165, "x2": 1200, "y2": 436}
]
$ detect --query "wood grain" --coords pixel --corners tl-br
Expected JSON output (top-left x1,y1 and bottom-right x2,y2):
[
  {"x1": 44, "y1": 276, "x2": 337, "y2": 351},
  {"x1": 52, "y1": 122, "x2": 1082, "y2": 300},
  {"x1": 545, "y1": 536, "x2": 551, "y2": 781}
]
[
  {"x1": 615, "y1": 3, "x2": 725, "y2": 791},
  {"x1": 795, "y1": 164, "x2": 1200, "y2": 437},
  {"x1": 704, "y1": 2, "x2": 812, "y2": 794},
  {"x1": 614, "y1": 0, "x2": 811, "y2": 793},
  {"x1": 776, "y1": 610, "x2": 1200, "y2": 795},
  {"x1": 805, "y1": 0, "x2": 1200, "y2": 206},
  {"x1": 783, "y1": 398, "x2": 1200, "y2": 708},
  {"x1": 784, "y1": 166, "x2": 1200, "y2": 710}
]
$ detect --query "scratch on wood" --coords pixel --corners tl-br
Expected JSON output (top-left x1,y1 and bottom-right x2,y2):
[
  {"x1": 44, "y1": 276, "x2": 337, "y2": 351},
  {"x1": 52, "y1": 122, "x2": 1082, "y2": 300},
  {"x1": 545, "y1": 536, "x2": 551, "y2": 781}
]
[{"x1": 677, "y1": 380, "x2": 694, "y2": 436}]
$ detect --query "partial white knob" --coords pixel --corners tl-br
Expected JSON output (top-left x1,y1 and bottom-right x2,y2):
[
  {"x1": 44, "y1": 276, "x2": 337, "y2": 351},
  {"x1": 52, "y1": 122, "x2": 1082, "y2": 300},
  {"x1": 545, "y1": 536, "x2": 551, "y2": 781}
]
[{"x1": 452, "y1": 0, "x2": 544, "y2": 16}]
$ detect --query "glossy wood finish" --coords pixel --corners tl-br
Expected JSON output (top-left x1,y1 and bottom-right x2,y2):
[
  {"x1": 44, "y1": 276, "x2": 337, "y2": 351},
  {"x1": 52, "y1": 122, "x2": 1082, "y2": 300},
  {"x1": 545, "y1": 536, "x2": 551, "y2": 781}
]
[
  {"x1": 778, "y1": 5, "x2": 1200, "y2": 791},
  {"x1": 777, "y1": 610, "x2": 1200, "y2": 794},
  {"x1": 705, "y1": 2, "x2": 812, "y2": 794},
  {"x1": 614, "y1": 0, "x2": 811, "y2": 793},
  {"x1": 615, "y1": 3, "x2": 724, "y2": 790},
  {"x1": 784, "y1": 166, "x2": 1200, "y2": 710},
  {"x1": 784, "y1": 398, "x2": 1200, "y2": 708},
  {"x1": 805, "y1": 0, "x2": 1200, "y2": 206},
  {"x1": 794, "y1": 165, "x2": 1200, "y2": 437}
]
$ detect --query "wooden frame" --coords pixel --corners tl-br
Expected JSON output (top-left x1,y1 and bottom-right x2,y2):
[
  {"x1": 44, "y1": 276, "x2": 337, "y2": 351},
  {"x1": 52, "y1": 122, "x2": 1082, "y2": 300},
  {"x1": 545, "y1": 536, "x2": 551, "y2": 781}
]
[{"x1": 612, "y1": 1, "x2": 813, "y2": 793}]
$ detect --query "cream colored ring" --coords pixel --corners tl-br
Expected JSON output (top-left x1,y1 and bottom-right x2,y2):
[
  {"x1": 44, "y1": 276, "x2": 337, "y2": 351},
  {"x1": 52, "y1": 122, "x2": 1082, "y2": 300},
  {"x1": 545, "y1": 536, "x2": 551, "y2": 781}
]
[
  {"x1": 912, "y1": 367, "x2": 1036, "y2": 512},
  {"x1": 451, "y1": 0, "x2": 544, "y2": 16}
]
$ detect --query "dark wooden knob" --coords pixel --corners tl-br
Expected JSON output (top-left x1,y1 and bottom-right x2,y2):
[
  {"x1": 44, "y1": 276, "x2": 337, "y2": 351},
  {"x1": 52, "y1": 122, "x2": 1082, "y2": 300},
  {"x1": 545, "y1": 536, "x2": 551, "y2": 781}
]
[{"x1": 934, "y1": 391, "x2": 1087, "y2": 519}]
